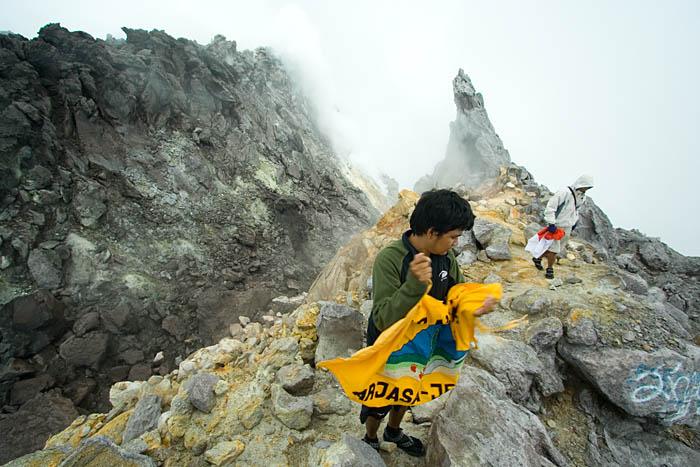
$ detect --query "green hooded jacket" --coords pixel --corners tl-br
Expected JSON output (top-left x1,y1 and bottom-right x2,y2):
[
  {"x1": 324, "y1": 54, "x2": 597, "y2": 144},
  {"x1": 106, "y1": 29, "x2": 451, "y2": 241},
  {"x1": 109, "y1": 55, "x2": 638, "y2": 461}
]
[{"x1": 370, "y1": 234, "x2": 464, "y2": 331}]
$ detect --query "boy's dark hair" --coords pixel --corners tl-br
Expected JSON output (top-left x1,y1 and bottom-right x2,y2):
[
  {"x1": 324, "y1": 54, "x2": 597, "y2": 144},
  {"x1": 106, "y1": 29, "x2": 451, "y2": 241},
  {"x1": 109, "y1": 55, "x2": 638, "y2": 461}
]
[{"x1": 409, "y1": 189, "x2": 475, "y2": 235}]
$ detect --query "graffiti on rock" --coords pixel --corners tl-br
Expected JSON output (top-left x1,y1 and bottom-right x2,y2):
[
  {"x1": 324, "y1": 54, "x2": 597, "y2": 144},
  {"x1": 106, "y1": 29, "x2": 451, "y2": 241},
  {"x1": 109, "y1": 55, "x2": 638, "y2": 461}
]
[{"x1": 627, "y1": 363, "x2": 700, "y2": 422}]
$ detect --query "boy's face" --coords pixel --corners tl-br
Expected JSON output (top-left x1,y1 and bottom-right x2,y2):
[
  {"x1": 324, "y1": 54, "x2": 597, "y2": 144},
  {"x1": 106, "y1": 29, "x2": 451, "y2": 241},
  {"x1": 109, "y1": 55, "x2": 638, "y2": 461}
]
[{"x1": 427, "y1": 228, "x2": 463, "y2": 256}]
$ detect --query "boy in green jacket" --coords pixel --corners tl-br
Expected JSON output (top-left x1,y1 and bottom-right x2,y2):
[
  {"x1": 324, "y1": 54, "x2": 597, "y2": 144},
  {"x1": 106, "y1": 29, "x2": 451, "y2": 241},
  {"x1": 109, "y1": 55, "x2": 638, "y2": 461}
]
[{"x1": 361, "y1": 189, "x2": 497, "y2": 456}]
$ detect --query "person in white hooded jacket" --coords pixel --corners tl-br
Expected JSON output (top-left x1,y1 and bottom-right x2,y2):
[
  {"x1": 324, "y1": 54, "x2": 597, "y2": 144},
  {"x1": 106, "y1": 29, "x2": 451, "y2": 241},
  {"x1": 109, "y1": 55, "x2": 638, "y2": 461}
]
[{"x1": 533, "y1": 174, "x2": 594, "y2": 279}]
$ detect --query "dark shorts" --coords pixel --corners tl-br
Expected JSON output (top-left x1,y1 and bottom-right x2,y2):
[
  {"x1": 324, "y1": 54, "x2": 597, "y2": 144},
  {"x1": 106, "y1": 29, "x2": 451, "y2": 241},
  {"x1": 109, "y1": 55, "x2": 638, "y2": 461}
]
[{"x1": 359, "y1": 316, "x2": 401, "y2": 423}]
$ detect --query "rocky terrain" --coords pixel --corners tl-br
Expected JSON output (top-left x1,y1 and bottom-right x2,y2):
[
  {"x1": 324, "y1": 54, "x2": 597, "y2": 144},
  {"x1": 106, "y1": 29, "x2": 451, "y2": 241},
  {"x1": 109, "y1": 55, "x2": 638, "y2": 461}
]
[
  {"x1": 1, "y1": 24, "x2": 698, "y2": 465},
  {"x1": 6, "y1": 173, "x2": 699, "y2": 466},
  {"x1": 0, "y1": 24, "x2": 382, "y2": 462}
]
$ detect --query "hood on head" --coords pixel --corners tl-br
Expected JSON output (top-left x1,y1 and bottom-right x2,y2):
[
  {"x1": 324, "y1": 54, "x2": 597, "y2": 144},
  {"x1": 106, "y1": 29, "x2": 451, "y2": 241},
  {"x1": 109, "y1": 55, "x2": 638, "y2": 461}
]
[{"x1": 572, "y1": 174, "x2": 594, "y2": 190}]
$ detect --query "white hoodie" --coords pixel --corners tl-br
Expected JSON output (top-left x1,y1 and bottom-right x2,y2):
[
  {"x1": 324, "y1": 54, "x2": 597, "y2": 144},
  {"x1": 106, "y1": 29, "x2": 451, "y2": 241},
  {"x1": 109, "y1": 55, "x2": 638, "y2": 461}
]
[{"x1": 543, "y1": 175, "x2": 594, "y2": 228}]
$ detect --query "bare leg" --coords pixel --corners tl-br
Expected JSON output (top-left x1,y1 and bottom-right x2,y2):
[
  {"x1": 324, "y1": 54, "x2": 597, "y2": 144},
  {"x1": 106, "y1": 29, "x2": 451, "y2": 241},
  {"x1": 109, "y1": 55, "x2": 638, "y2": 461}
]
[
  {"x1": 387, "y1": 406, "x2": 408, "y2": 429},
  {"x1": 366, "y1": 416, "x2": 381, "y2": 439},
  {"x1": 544, "y1": 251, "x2": 556, "y2": 269}
]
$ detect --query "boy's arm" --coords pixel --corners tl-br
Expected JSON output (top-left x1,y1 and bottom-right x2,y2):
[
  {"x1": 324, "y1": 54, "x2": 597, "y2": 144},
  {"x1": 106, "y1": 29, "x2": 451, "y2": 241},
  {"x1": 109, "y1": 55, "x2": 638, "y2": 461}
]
[{"x1": 371, "y1": 250, "x2": 426, "y2": 331}]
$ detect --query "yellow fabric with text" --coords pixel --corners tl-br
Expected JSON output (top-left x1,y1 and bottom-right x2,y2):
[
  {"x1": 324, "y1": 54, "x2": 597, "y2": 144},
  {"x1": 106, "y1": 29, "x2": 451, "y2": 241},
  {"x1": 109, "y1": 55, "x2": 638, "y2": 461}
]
[{"x1": 318, "y1": 283, "x2": 526, "y2": 407}]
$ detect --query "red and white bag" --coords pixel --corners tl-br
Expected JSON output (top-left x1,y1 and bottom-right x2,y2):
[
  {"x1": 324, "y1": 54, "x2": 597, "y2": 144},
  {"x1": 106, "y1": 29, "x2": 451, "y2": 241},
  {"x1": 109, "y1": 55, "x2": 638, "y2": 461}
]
[{"x1": 525, "y1": 227, "x2": 565, "y2": 258}]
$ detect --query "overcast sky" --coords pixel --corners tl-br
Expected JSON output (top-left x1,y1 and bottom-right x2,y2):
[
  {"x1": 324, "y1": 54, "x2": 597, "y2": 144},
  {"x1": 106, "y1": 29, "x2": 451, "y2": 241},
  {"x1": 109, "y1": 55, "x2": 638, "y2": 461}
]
[{"x1": 4, "y1": 1, "x2": 699, "y2": 256}]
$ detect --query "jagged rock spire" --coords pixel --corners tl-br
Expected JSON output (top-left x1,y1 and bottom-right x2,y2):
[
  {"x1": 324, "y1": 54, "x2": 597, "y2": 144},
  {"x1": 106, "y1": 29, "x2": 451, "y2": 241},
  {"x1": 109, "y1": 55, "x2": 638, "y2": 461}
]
[{"x1": 415, "y1": 69, "x2": 511, "y2": 192}]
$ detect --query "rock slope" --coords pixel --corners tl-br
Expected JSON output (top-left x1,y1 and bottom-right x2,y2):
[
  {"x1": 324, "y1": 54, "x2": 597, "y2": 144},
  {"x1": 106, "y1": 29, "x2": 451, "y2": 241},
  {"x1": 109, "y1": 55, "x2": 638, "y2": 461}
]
[{"x1": 0, "y1": 24, "x2": 380, "y2": 462}]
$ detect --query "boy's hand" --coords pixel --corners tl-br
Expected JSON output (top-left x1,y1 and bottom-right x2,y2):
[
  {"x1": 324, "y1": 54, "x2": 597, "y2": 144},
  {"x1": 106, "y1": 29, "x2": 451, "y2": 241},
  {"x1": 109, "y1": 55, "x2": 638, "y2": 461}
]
[
  {"x1": 474, "y1": 296, "x2": 498, "y2": 317},
  {"x1": 409, "y1": 253, "x2": 432, "y2": 284}
]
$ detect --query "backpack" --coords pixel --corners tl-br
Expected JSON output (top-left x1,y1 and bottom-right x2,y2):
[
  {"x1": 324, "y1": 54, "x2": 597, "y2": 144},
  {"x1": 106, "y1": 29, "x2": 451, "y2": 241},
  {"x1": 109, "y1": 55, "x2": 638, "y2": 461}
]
[{"x1": 554, "y1": 187, "x2": 578, "y2": 219}]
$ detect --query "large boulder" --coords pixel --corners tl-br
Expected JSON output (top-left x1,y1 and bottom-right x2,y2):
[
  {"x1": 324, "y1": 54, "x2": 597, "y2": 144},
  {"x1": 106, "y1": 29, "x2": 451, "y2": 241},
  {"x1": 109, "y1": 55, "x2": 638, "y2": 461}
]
[
  {"x1": 317, "y1": 433, "x2": 386, "y2": 467},
  {"x1": 0, "y1": 391, "x2": 79, "y2": 464},
  {"x1": 558, "y1": 343, "x2": 699, "y2": 427},
  {"x1": 574, "y1": 200, "x2": 619, "y2": 255},
  {"x1": 472, "y1": 218, "x2": 513, "y2": 261},
  {"x1": 26, "y1": 249, "x2": 63, "y2": 289},
  {"x1": 603, "y1": 424, "x2": 700, "y2": 466},
  {"x1": 409, "y1": 396, "x2": 447, "y2": 424},
  {"x1": 525, "y1": 317, "x2": 565, "y2": 397},
  {"x1": 563, "y1": 313, "x2": 597, "y2": 346},
  {"x1": 314, "y1": 303, "x2": 364, "y2": 364},
  {"x1": 427, "y1": 366, "x2": 566, "y2": 466},
  {"x1": 58, "y1": 332, "x2": 109, "y2": 369},
  {"x1": 470, "y1": 335, "x2": 543, "y2": 404},
  {"x1": 510, "y1": 288, "x2": 554, "y2": 315}
]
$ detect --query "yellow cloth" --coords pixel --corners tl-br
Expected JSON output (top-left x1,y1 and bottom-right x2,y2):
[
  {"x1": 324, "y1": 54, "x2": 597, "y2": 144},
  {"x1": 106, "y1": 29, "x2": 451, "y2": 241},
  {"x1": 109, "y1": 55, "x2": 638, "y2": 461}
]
[{"x1": 318, "y1": 283, "x2": 526, "y2": 407}]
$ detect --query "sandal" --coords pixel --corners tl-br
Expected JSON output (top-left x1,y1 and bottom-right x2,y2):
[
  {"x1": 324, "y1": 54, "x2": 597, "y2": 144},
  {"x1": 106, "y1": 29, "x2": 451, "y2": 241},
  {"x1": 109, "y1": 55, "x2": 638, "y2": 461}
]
[
  {"x1": 383, "y1": 429, "x2": 426, "y2": 457},
  {"x1": 532, "y1": 257, "x2": 544, "y2": 270},
  {"x1": 362, "y1": 435, "x2": 380, "y2": 451},
  {"x1": 545, "y1": 267, "x2": 554, "y2": 279}
]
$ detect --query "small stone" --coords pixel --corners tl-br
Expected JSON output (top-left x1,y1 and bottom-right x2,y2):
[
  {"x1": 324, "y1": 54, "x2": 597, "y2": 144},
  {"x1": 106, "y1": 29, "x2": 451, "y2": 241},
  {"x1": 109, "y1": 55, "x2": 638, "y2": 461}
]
[
  {"x1": 214, "y1": 380, "x2": 229, "y2": 395},
  {"x1": 457, "y1": 250, "x2": 477, "y2": 266},
  {"x1": 58, "y1": 436, "x2": 154, "y2": 466},
  {"x1": 566, "y1": 315, "x2": 598, "y2": 346},
  {"x1": 622, "y1": 331, "x2": 636, "y2": 342},
  {"x1": 0, "y1": 256, "x2": 11, "y2": 269},
  {"x1": 72, "y1": 415, "x2": 88, "y2": 426},
  {"x1": 477, "y1": 250, "x2": 491, "y2": 262},
  {"x1": 123, "y1": 438, "x2": 149, "y2": 454},
  {"x1": 550, "y1": 278, "x2": 563, "y2": 288},
  {"x1": 271, "y1": 384, "x2": 313, "y2": 430},
  {"x1": 506, "y1": 182, "x2": 516, "y2": 188},
  {"x1": 184, "y1": 426, "x2": 208, "y2": 455},
  {"x1": 277, "y1": 363, "x2": 315, "y2": 396},
  {"x1": 315, "y1": 440, "x2": 332, "y2": 449},
  {"x1": 238, "y1": 316, "x2": 251, "y2": 327},
  {"x1": 184, "y1": 373, "x2": 219, "y2": 413},
  {"x1": 153, "y1": 351, "x2": 164, "y2": 365},
  {"x1": 547, "y1": 420, "x2": 557, "y2": 429},
  {"x1": 128, "y1": 363, "x2": 152, "y2": 381},
  {"x1": 157, "y1": 411, "x2": 171, "y2": 434},
  {"x1": 147, "y1": 375, "x2": 163, "y2": 386},
  {"x1": 379, "y1": 441, "x2": 397, "y2": 452},
  {"x1": 564, "y1": 275, "x2": 582, "y2": 285},
  {"x1": 123, "y1": 394, "x2": 162, "y2": 443},
  {"x1": 483, "y1": 272, "x2": 502, "y2": 284},
  {"x1": 204, "y1": 440, "x2": 245, "y2": 465},
  {"x1": 229, "y1": 323, "x2": 243, "y2": 337}
]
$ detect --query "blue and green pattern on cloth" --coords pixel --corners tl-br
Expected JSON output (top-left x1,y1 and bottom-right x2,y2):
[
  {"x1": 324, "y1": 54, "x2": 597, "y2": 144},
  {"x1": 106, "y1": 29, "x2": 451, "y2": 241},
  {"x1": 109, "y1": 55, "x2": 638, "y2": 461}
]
[{"x1": 382, "y1": 323, "x2": 467, "y2": 381}]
